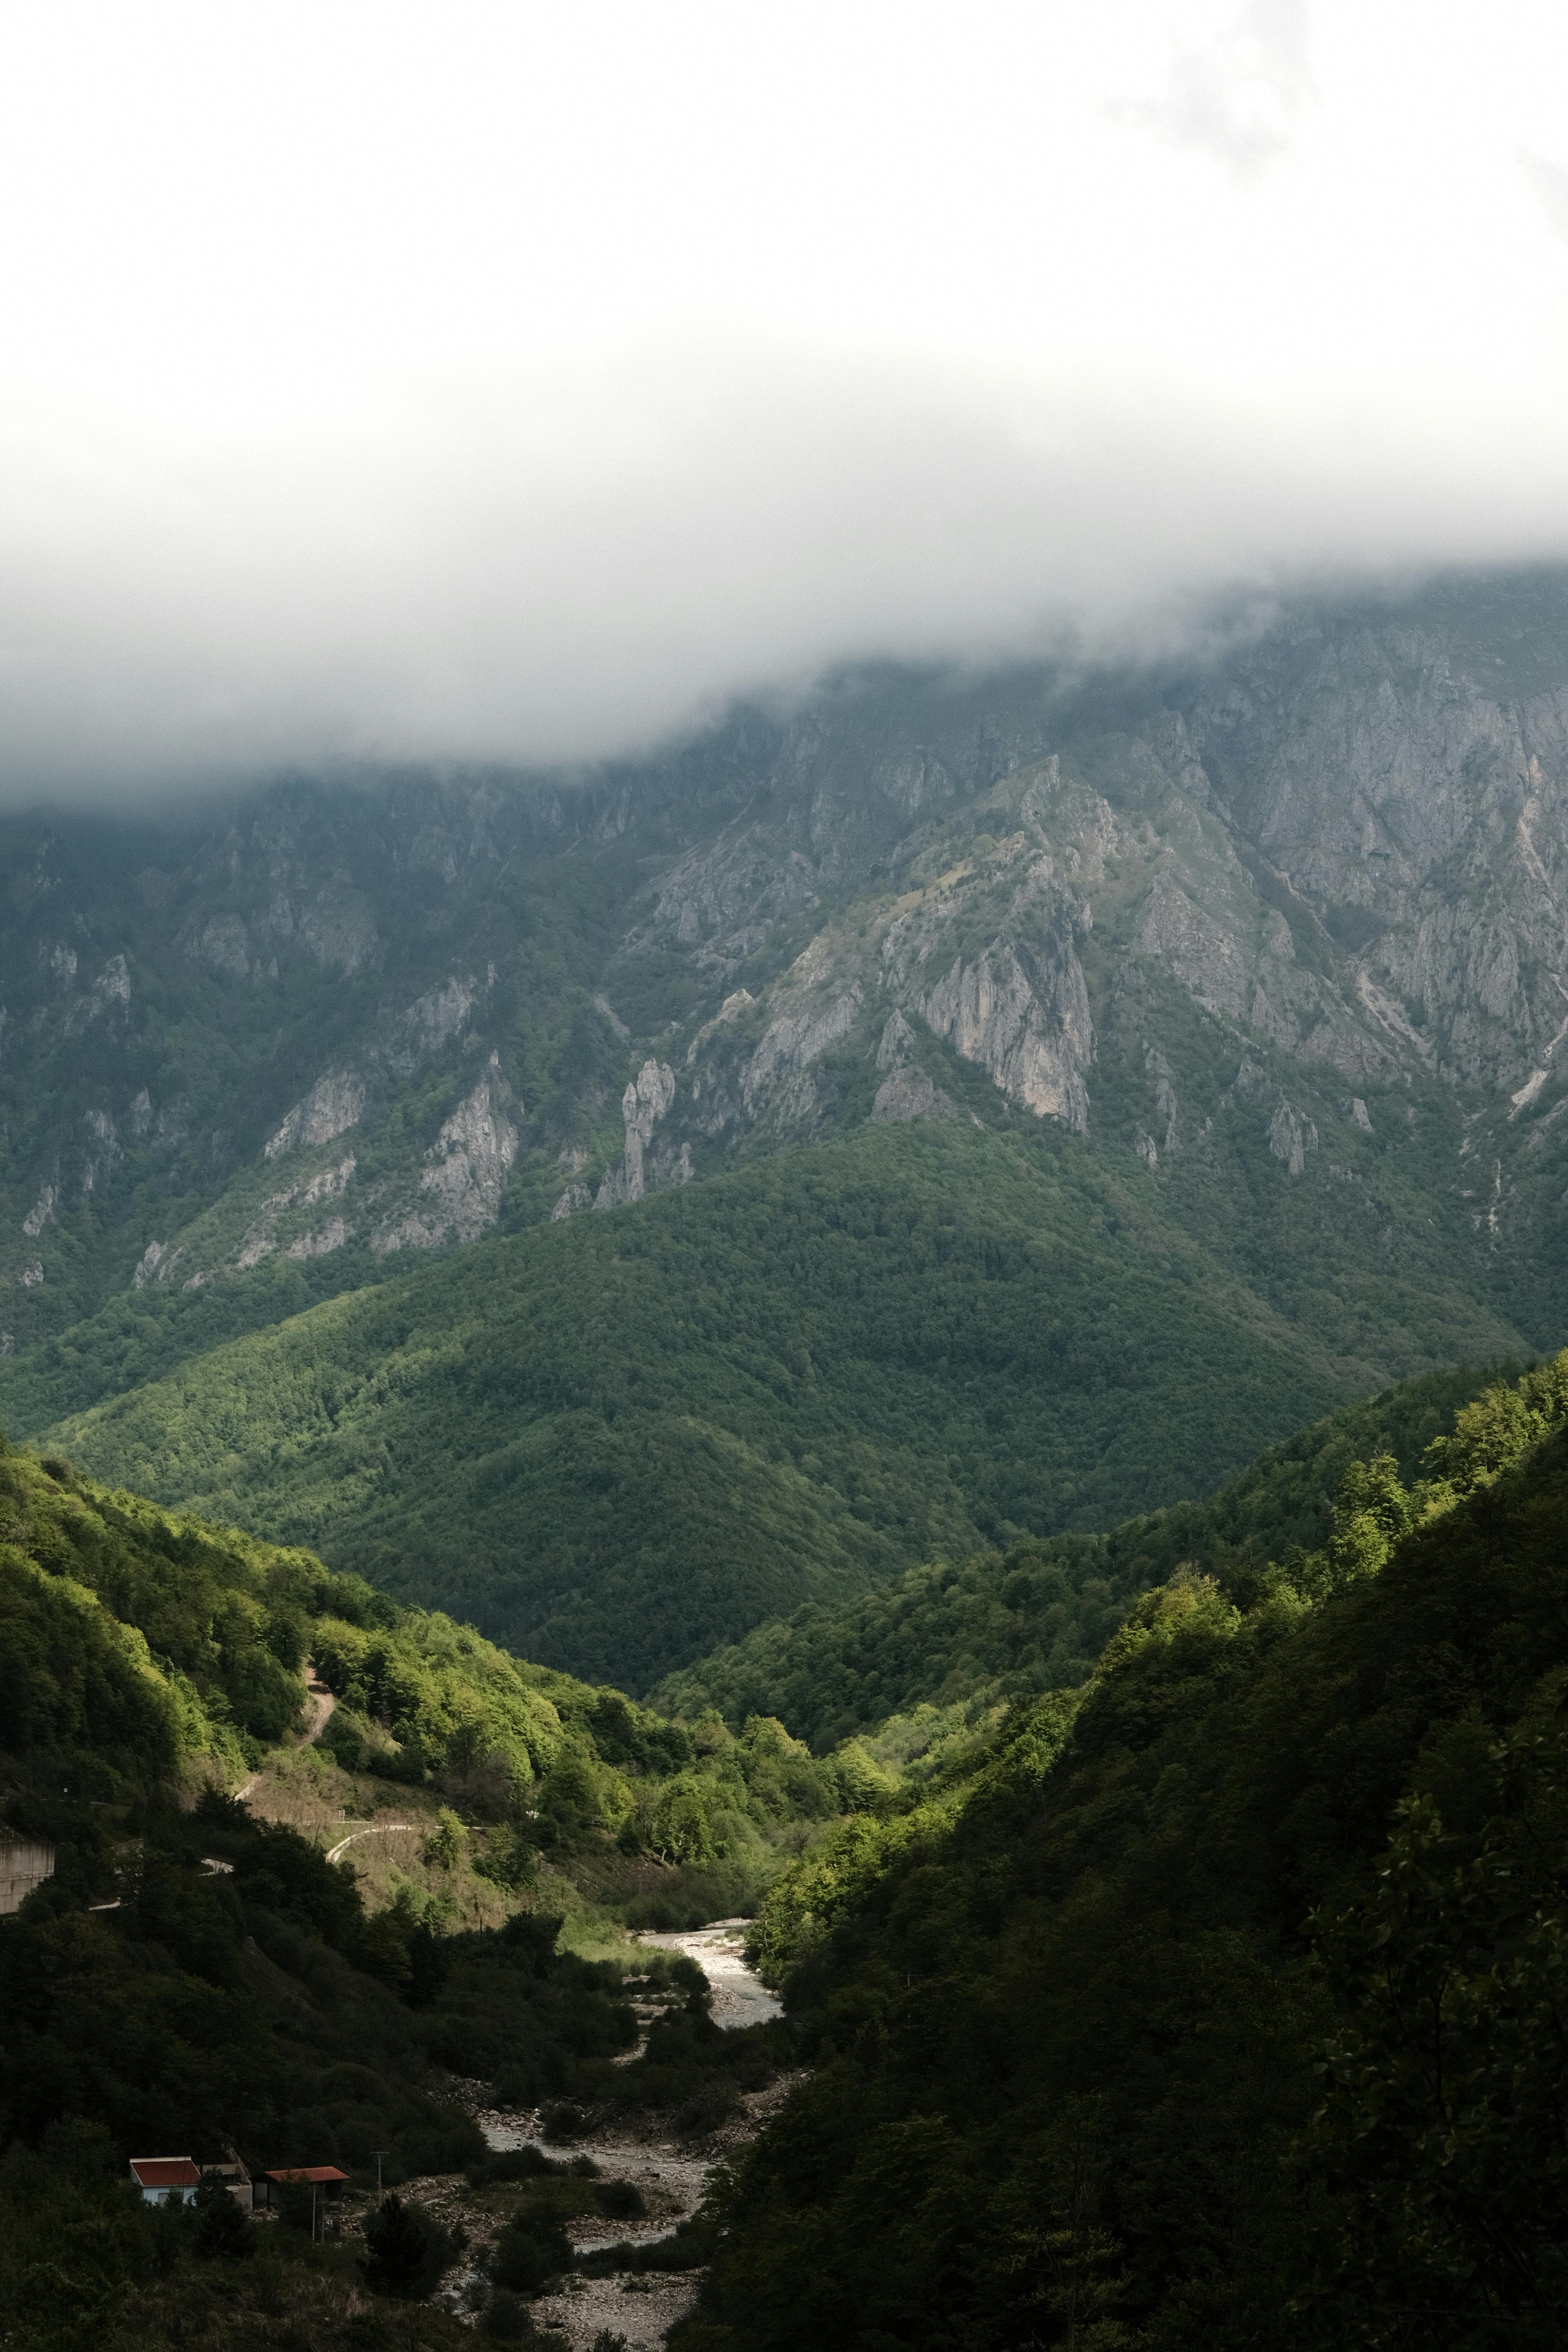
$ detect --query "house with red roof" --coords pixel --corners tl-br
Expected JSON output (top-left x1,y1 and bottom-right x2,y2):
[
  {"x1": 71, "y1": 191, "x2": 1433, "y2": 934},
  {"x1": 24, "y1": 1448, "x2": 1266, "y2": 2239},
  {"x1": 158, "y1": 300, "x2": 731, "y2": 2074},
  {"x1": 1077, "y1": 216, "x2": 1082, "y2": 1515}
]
[
  {"x1": 259, "y1": 2165, "x2": 350, "y2": 2205},
  {"x1": 129, "y1": 2157, "x2": 201, "y2": 2203}
]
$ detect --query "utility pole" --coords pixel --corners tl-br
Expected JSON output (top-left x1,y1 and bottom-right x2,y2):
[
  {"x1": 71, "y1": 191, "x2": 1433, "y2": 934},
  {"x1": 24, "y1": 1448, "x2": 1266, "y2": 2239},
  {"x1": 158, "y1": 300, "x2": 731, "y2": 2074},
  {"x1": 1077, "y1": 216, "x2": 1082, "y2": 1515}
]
[{"x1": 372, "y1": 2150, "x2": 390, "y2": 2205}]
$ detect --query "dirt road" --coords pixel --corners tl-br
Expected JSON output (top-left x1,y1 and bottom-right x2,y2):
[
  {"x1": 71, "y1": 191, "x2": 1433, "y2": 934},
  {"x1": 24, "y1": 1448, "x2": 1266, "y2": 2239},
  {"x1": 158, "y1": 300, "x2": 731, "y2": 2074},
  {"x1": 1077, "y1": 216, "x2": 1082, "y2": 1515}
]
[{"x1": 237, "y1": 1660, "x2": 335, "y2": 1800}]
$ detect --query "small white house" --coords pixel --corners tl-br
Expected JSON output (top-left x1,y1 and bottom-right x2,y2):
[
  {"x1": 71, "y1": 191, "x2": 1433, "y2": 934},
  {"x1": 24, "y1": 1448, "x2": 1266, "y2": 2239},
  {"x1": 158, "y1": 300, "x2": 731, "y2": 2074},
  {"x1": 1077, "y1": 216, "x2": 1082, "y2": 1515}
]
[
  {"x1": 129, "y1": 2157, "x2": 201, "y2": 2204},
  {"x1": 0, "y1": 1840, "x2": 55, "y2": 1916}
]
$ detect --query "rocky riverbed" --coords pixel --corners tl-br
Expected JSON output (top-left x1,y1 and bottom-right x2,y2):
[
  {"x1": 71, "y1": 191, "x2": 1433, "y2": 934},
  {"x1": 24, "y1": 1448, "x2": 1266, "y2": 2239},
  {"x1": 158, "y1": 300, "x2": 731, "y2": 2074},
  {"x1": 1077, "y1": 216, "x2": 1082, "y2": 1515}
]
[{"x1": 388, "y1": 1919, "x2": 792, "y2": 2345}]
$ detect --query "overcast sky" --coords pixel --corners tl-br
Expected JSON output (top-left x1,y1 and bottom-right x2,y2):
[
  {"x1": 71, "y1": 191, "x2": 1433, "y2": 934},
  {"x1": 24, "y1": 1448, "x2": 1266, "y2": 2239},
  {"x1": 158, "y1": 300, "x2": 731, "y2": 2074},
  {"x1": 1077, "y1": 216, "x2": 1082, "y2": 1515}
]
[{"x1": 5, "y1": 0, "x2": 1568, "y2": 798}]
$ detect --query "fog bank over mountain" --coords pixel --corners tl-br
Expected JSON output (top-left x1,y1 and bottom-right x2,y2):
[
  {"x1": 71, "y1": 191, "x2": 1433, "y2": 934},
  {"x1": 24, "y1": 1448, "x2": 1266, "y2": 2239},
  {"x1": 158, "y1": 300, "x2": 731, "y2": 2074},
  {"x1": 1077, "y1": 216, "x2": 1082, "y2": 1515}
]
[
  {"x1": 10, "y1": 345, "x2": 1568, "y2": 802},
  {"x1": 5, "y1": 0, "x2": 1568, "y2": 798}
]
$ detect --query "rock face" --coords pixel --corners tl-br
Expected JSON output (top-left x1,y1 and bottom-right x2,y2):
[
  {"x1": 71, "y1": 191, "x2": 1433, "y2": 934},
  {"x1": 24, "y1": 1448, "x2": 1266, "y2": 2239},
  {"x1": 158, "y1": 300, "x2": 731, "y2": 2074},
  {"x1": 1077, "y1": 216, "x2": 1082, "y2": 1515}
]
[
  {"x1": 1266, "y1": 1102, "x2": 1318, "y2": 1178},
  {"x1": 132, "y1": 1240, "x2": 173, "y2": 1289},
  {"x1": 384, "y1": 976, "x2": 479, "y2": 1073},
  {"x1": 869, "y1": 1065, "x2": 958, "y2": 1123},
  {"x1": 8, "y1": 569, "x2": 1568, "y2": 1365},
  {"x1": 239, "y1": 1157, "x2": 358, "y2": 1267},
  {"x1": 742, "y1": 970, "x2": 864, "y2": 1126},
  {"x1": 1135, "y1": 879, "x2": 1251, "y2": 1021},
  {"x1": 377, "y1": 1069, "x2": 519, "y2": 1251},
  {"x1": 1186, "y1": 601, "x2": 1568, "y2": 1097},
  {"x1": 266, "y1": 1071, "x2": 367, "y2": 1159},
  {"x1": 596, "y1": 1062, "x2": 681, "y2": 1207},
  {"x1": 21, "y1": 1188, "x2": 57, "y2": 1238},
  {"x1": 922, "y1": 946, "x2": 1091, "y2": 1130}
]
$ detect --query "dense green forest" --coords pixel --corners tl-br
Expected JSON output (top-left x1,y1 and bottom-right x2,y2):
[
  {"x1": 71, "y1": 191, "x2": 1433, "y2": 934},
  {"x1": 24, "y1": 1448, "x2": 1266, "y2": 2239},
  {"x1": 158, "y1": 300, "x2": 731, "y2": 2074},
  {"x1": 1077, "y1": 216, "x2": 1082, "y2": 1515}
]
[
  {"x1": 652, "y1": 1360, "x2": 1505, "y2": 1747},
  {"x1": 673, "y1": 1354, "x2": 1568, "y2": 2350},
  {"x1": 19, "y1": 1122, "x2": 1523, "y2": 1690}
]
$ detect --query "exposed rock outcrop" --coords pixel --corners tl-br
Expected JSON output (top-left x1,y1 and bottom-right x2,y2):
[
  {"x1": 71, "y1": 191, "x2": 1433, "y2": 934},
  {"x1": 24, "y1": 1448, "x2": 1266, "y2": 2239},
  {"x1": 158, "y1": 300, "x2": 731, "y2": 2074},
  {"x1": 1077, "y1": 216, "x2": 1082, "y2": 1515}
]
[
  {"x1": 21, "y1": 1187, "x2": 57, "y2": 1238},
  {"x1": 870, "y1": 1065, "x2": 958, "y2": 1122},
  {"x1": 239, "y1": 1157, "x2": 357, "y2": 1268},
  {"x1": 1186, "y1": 617, "x2": 1568, "y2": 1093},
  {"x1": 687, "y1": 990, "x2": 755, "y2": 1065},
  {"x1": 1267, "y1": 1101, "x2": 1319, "y2": 1178},
  {"x1": 81, "y1": 1110, "x2": 121, "y2": 1198},
  {"x1": 743, "y1": 986, "x2": 863, "y2": 1122},
  {"x1": 266, "y1": 1072, "x2": 367, "y2": 1159},
  {"x1": 383, "y1": 977, "x2": 478, "y2": 1074},
  {"x1": 922, "y1": 945, "x2": 1091, "y2": 1130},
  {"x1": 597, "y1": 1061, "x2": 680, "y2": 1207},
  {"x1": 376, "y1": 1067, "x2": 519, "y2": 1251},
  {"x1": 287, "y1": 1219, "x2": 351, "y2": 1260},
  {"x1": 1145, "y1": 1046, "x2": 1179, "y2": 1154},
  {"x1": 132, "y1": 1239, "x2": 173, "y2": 1288},
  {"x1": 1133, "y1": 879, "x2": 1250, "y2": 1021}
]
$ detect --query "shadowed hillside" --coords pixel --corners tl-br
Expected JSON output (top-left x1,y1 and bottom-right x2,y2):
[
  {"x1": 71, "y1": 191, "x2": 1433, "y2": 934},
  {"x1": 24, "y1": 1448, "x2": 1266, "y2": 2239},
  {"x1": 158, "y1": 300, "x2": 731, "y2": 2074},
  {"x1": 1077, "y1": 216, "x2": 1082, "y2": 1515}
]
[{"x1": 26, "y1": 1121, "x2": 1527, "y2": 1689}]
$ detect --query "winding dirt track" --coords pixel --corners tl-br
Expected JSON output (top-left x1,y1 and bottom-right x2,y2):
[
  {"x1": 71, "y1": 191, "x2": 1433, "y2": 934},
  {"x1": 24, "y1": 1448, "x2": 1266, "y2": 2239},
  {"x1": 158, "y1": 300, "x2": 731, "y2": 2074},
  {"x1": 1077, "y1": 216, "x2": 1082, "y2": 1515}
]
[
  {"x1": 237, "y1": 1662, "x2": 335, "y2": 1801},
  {"x1": 324, "y1": 1821, "x2": 417, "y2": 1865}
]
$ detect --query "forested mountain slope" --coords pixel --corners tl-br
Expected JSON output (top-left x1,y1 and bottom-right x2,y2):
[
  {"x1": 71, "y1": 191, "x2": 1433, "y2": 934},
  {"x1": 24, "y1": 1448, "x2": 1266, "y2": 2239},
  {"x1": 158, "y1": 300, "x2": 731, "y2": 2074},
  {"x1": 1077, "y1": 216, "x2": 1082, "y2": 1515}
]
[
  {"x1": 678, "y1": 1355, "x2": 1568, "y2": 2350},
  {"x1": 0, "y1": 1436, "x2": 846, "y2": 1943},
  {"x1": 649, "y1": 1357, "x2": 1510, "y2": 1746},
  {"x1": 22, "y1": 1122, "x2": 1526, "y2": 1690},
  {"x1": 5, "y1": 567, "x2": 1568, "y2": 1672}
]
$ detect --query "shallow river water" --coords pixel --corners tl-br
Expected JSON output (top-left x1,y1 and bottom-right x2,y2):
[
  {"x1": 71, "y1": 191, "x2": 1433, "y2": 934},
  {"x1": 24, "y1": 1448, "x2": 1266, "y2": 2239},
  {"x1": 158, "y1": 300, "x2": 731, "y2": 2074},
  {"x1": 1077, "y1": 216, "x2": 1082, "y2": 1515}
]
[
  {"x1": 635, "y1": 1917, "x2": 783, "y2": 2029},
  {"x1": 471, "y1": 1918, "x2": 784, "y2": 2346}
]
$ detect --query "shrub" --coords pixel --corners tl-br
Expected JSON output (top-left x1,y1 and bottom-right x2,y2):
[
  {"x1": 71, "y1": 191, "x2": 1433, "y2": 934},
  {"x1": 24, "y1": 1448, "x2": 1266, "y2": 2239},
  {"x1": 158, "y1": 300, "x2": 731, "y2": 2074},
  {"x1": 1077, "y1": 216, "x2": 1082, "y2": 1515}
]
[
  {"x1": 192, "y1": 2173, "x2": 253, "y2": 2260},
  {"x1": 468, "y1": 2145, "x2": 558, "y2": 2187},
  {"x1": 675, "y1": 2083, "x2": 741, "y2": 2138},
  {"x1": 480, "y1": 2288, "x2": 532, "y2": 2340},
  {"x1": 488, "y1": 2212, "x2": 573, "y2": 2294},
  {"x1": 360, "y1": 2192, "x2": 462, "y2": 2297},
  {"x1": 596, "y1": 2179, "x2": 645, "y2": 2221}
]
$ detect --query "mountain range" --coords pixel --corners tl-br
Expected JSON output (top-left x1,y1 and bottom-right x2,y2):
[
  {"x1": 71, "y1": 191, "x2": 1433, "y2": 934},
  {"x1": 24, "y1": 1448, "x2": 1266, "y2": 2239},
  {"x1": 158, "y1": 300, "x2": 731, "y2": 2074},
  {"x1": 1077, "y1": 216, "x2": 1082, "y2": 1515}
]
[{"x1": 5, "y1": 565, "x2": 1568, "y2": 1683}]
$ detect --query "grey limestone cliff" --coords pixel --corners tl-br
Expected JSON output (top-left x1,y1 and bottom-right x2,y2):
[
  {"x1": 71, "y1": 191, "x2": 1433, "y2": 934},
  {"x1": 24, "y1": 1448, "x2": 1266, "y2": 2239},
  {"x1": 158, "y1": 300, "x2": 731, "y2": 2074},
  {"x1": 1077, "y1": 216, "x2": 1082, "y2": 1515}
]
[{"x1": 8, "y1": 567, "x2": 1568, "y2": 1378}]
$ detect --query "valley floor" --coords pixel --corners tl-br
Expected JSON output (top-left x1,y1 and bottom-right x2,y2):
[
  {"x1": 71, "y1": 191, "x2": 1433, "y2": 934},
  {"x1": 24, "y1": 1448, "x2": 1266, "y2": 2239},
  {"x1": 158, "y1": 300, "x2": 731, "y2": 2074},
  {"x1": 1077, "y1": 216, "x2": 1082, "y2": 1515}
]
[{"x1": 385, "y1": 1928, "x2": 794, "y2": 2344}]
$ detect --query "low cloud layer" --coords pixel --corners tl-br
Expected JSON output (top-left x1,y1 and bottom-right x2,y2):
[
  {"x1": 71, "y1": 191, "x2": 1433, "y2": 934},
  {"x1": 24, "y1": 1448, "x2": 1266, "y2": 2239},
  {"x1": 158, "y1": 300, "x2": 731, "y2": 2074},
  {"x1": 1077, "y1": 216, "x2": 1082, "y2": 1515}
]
[{"x1": 3, "y1": 2, "x2": 1568, "y2": 801}]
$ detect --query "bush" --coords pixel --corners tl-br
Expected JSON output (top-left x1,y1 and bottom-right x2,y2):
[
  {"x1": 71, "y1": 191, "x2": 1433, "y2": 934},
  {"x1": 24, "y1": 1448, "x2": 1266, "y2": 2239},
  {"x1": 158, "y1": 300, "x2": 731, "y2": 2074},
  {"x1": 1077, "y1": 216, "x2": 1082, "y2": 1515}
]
[
  {"x1": 192, "y1": 2172, "x2": 254, "y2": 2259},
  {"x1": 596, "y1": 2179, "x2": 645, "y2": 2221},
  {"x1": 360, "y1": 2191, "x2": 462, "y2": 2297},
  {"x1": 480, "y1": 2288, "x2": 533, "y2": 2340},
  {"x1": 578, "y1": 2218, "x2": 714, "y2": 2276},
  {"x1": 675, "y1": 2083, "x2": 741, "y2": 2137},
  {"x1": 468, "y1": 2144, "x2": 559, "y2": 2187},
  {"x1": 488, "y1": 2211, "x2": 573, "y2": 2294}
]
